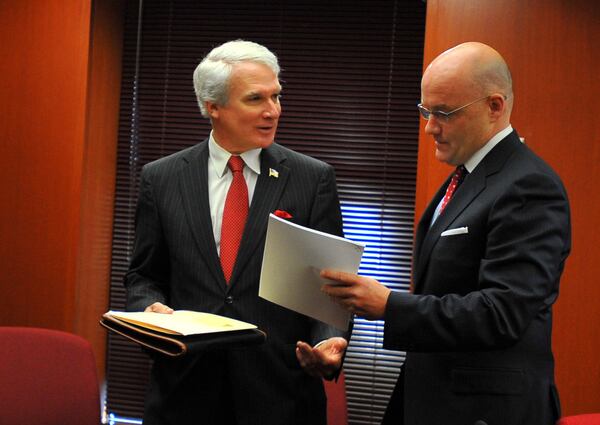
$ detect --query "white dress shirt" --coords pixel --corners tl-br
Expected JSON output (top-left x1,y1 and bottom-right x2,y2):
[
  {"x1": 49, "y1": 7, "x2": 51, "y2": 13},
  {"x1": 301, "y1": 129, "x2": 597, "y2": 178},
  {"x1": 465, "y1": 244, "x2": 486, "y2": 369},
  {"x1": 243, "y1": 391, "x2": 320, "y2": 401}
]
[
  {"x1": 207, "y1": 132, "x2": 262, "y2": 254},
  {"x1": 463, "y1": 125, "x2": 513, "y2": 173},
  {"x1": 431, "y1": 125, "x2": 513, "y2": 225}
]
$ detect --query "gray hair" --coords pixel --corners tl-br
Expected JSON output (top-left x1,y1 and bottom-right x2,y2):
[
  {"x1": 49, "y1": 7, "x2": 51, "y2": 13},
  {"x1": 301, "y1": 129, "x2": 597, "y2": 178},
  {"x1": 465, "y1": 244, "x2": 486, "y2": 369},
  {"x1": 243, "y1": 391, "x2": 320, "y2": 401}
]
[{"x1": 193, "y1": 40, "x2": 280, "y2": 118}]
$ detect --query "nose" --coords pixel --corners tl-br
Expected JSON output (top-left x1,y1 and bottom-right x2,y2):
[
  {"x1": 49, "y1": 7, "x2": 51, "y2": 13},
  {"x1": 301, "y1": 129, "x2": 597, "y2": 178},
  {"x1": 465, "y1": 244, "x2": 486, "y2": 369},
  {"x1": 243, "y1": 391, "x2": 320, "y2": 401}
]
[
  {"x1": 263, "y1": 99, "x2": 281, "y2": 119},
  {"x1": 424, "y1": 116, "x2": 441, "y2": 135}
]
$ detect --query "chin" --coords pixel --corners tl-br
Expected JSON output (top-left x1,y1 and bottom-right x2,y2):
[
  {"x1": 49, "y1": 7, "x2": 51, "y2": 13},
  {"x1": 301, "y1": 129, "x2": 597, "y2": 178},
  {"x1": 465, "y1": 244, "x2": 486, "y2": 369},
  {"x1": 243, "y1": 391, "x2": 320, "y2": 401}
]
[
  {"x1": 434, "y1": 150, "x2": 447, "y2": 162},
  {"x1": 258, "y1": 138, "x2": 275, "y2": 148},
  {"x1": 435, "y1": 147, "x2": 457, "y2": 165}
]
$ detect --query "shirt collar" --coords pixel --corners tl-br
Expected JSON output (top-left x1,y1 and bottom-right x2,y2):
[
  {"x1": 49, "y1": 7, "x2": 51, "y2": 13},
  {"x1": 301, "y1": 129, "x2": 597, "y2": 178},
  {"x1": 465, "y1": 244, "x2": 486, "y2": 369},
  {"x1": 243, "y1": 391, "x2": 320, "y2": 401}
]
[
  {"x1": 208, "y1": 132, "x2": 262, "y2": 178},
  {"x1": 464, "y1": 125, "x2": 513, "y2": 173}
]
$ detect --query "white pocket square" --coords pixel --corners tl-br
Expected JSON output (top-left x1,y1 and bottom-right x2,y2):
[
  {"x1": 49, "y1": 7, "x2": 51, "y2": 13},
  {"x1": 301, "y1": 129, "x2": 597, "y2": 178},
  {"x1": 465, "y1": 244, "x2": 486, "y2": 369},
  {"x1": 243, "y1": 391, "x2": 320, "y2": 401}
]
[{"x1": 441, "y1": 226, "x2": 469, "y2": 237}]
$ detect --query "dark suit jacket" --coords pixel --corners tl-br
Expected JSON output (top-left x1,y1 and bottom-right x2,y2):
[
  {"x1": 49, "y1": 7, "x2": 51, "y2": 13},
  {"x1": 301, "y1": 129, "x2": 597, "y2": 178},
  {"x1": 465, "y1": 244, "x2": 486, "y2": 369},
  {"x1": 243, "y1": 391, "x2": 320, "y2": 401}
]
[
  {"x1": 125, "y1": 140, "x2": 345, "y2": 425},
  {"x1": 382, "y1": 131, "x2": 571, "y2": 425}
]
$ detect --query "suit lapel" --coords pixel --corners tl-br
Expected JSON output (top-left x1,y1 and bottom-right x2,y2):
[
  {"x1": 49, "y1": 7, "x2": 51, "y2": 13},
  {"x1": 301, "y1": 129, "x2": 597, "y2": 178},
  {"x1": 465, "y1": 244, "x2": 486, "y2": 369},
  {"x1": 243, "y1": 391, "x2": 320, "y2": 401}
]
[
  {"x1": 229, "y1": 144, "x2": 289, "y2": 287},
  {"x1": 413, "y1": 181, "x2": 448, "y2": 286},
  {"x1": 413, "y1": 132, "x2": 521, "y2": 291},
  {"x1": 177, "y1": 141, "x2": 226, "y2": 288},
  {"x1": 413, "y1": 172, "x2": 485, "y2": 290}
]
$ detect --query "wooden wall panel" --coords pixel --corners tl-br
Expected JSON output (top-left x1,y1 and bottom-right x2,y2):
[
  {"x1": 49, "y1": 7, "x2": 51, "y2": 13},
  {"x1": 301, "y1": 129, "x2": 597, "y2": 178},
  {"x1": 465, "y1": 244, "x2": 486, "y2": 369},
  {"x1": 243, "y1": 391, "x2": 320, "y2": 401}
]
[
  {"x1": 416, "y1": 0, "x2": 600, "y2": 415},
  {"x1": 75, "y1": 0, "x2": 124, "y2": 382},
  {"x1": 0, "y1": 0, "x2": 123, "y2": 385},
  {"x1": 0, "y1": 0, "x2": 92, "y2": 329}
]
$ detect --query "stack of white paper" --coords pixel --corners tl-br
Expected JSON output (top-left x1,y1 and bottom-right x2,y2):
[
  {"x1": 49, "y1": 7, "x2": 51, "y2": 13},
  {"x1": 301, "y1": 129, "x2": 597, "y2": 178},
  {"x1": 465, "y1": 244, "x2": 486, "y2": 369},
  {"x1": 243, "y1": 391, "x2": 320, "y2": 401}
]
[{"x1": 259, "y1": 214, "x2": 365, "y2": 330}]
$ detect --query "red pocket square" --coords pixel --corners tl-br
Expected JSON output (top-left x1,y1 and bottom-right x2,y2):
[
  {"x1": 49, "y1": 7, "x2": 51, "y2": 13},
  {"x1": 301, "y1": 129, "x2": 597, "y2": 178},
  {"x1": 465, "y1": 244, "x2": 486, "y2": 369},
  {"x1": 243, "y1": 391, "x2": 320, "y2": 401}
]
[{"x1": 273, "y1": 209, "x2": 292, "y2": 219}]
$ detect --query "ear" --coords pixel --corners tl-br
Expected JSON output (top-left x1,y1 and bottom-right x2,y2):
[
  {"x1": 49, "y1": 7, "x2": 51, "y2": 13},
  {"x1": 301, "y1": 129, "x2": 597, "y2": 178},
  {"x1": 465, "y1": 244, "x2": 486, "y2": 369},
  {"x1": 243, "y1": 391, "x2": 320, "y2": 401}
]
[
  {"x1": 488, "y1": 94, "x2": 505, "y2": 119},
  {"x1": 205, "y1": 101, "x2": 219, "y2": 119}
]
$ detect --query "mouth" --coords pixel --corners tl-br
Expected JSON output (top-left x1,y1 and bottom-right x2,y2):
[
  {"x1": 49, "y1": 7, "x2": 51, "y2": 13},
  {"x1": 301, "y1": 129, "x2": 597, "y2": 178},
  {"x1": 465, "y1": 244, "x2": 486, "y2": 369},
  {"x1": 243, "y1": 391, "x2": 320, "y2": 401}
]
[{"x1": 257, "y1": 125, "x2": 276, "y2": 133}]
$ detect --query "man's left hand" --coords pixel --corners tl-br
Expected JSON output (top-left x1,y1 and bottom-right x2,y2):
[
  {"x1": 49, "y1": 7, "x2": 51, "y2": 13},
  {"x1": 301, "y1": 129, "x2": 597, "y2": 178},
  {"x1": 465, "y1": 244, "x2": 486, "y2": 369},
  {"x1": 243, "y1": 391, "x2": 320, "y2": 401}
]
[{"x1": 296, "y1": 337, "x2": 348, "y2": 380}]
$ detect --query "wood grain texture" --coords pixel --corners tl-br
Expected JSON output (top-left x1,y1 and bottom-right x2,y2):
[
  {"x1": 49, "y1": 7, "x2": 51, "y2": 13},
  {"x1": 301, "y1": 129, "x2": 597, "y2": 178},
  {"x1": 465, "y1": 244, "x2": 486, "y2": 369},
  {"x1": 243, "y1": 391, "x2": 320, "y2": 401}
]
[
  {"x1": 0, "y1": 0, "x2": 92, "y2": 329},
  {"x1": 0, "y1": 0, "x2": 124, "y2": 385}
]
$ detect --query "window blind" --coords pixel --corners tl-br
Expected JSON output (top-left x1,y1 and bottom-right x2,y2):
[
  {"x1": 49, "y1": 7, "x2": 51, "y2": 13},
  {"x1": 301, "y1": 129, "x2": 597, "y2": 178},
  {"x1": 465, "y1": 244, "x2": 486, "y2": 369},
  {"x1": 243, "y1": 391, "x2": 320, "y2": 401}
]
[{"x1": 106, "y1": 1, "x2": 425, "y2": 423}]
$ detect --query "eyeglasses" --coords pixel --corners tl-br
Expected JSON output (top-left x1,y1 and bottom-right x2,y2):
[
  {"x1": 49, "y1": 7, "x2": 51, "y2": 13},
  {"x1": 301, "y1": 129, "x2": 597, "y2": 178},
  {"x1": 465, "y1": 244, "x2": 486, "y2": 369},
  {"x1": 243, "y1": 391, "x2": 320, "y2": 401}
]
[{"x1": 417, "y1": 95, "x2": 491, "y2": 122}]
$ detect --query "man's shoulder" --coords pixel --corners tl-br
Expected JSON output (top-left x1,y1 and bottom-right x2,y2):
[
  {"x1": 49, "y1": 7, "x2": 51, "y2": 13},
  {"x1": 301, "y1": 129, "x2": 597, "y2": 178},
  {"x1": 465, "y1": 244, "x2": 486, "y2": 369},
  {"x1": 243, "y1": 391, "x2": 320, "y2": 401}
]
[
  {"x1": 509, "y1": 139, "x2": 564, "y2": 184},
  {"x1": 487, "y1": 136, "x2": 568, "y2": 201},
  {"x1": 142, "y1": 141, "x2": 207, "y2": 175},
  {"x1": 488, "y1": 132, "x2": 563, "y2": 182},
  {"x1": 269, "y1": 142, "x2": 331, "y2": 170}
]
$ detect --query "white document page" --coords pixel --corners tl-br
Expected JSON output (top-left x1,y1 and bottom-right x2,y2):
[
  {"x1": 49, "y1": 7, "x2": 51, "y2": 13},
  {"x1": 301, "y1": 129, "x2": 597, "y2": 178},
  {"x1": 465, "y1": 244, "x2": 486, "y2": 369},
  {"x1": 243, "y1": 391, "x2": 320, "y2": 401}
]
[{"x1": 259, "y1": 214, "x2": 365, "y2": 330}]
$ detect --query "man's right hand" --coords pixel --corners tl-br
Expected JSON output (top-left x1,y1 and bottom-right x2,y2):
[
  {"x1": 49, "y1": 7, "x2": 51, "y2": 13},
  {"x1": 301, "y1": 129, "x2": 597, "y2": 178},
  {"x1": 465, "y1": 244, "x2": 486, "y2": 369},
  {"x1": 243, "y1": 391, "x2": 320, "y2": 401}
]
[
  {"x1": 320, "y1": 269, "x2": 390, "y2": 320},
  {"x1": 144, "y1": 302, "x2": 174, "y2": 314}
]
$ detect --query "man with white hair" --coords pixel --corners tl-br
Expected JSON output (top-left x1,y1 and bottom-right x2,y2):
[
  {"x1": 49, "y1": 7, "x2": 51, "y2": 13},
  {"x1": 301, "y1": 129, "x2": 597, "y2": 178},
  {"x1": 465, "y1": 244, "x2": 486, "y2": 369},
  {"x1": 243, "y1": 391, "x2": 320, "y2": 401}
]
[{"x1": 125, "y1": 40, "x2": 348, "y2": 425}]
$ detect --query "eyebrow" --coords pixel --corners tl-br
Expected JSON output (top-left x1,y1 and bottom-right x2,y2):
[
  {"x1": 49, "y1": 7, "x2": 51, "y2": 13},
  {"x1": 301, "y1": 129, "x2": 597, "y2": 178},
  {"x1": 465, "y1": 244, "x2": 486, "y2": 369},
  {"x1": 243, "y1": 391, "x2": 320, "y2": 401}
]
[
  {"x1": 244, "y1": 88, "x2": 282, "y2": 97},
  {"x1": 427, "y1": 103, "x2": 451, "y2": 111}
]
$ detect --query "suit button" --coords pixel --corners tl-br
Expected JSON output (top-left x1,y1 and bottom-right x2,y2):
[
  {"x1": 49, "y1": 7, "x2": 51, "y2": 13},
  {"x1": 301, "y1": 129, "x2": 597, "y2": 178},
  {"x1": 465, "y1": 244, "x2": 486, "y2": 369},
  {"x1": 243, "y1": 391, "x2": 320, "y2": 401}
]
[{"x1": 225, "y1": 295, "x2": 234, "y2": 305}]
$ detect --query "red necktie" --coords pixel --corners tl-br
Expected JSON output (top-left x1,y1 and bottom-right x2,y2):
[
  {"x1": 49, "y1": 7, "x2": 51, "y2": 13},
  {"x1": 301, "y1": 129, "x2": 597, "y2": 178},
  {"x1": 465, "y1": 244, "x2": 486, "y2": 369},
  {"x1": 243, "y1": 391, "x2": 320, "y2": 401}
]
[
  {"x1": 439, "y1": 165, "x2": 466, "y2": 215},
  {"x1": 220, "y1": 156, "x2": 248, "y2": 283}
]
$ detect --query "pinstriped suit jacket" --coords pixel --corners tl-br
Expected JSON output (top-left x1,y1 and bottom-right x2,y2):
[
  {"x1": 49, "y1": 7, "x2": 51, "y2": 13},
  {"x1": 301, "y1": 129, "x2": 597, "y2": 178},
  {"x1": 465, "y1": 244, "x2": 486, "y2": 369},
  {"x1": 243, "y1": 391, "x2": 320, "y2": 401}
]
[
  {"x1": 125, "y1": 139, "x2": 345, "y2": 425},
  {"x1": 382, "y1": 131, "x2": 571, "y2": 425}
]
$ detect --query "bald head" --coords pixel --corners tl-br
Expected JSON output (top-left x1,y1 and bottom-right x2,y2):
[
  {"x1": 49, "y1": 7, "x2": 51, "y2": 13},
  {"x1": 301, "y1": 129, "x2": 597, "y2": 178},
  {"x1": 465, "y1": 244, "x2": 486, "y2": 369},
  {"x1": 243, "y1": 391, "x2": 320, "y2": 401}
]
[
  {"x1": 420, "y1": 42, "x2": 514, "y2": 166},
  {"x1": 424, "y1": 42, "x2": 513, "y2": 113}
]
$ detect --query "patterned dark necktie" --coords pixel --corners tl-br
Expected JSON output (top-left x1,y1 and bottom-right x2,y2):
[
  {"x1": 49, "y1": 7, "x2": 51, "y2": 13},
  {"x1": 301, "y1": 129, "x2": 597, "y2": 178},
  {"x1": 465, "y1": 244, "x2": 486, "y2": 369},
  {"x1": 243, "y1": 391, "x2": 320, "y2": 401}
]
[
  {"x1": 220, "y1": 156, "x2": 248, "y2": 283},
  {"x1": 439, "y1": 165, "x2": 467, "y2": 215}
]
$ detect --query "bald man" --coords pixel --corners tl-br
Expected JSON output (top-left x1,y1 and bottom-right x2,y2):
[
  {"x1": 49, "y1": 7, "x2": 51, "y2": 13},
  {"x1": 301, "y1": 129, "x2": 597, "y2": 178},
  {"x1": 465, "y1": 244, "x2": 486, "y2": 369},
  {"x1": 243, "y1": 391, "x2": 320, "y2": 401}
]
[{"x1": 321, "y1": 42, "x2": 571, "y2": 425}]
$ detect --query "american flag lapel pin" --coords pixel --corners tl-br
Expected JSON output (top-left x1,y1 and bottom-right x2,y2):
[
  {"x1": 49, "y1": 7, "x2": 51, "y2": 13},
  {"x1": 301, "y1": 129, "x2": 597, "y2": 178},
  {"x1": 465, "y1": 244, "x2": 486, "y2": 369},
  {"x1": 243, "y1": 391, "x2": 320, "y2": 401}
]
[{"x1": 269, "y1": 168, "x2": 279, "y2": 178}]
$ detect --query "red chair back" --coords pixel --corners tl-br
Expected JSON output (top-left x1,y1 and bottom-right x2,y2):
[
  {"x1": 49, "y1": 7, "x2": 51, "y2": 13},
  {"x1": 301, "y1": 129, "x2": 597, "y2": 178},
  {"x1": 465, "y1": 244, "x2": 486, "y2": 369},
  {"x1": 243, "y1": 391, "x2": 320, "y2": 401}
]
[
  {"x1": 0, "y1": 327, "x2": 100, "y2": 425},
  {"x1": 557, "y1": 414, "x2": 600, "y2": 425}
]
